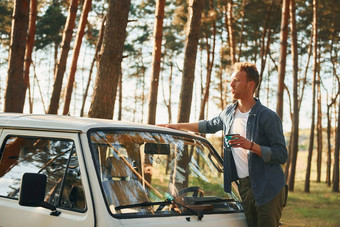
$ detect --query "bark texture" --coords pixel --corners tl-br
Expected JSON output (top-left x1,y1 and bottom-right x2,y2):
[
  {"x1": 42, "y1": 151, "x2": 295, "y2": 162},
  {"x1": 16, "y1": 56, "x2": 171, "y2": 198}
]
[
  {"x1": 88, "y1": 0, "x2": 131, "y2": 119},
  {"x1": 177, "y1": 0, "x2": 204, "y2": 123},
  {"x1": 4, "y1": 0, "x2": 29, "y2": 113}
]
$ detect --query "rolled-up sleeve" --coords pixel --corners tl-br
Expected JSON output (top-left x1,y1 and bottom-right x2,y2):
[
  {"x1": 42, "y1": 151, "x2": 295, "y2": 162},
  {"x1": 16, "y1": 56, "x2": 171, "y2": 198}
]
[
  {"x1": 261, "y1": 114, "x2": 288, "y2": 164},
  {"x1": 199, "y1": 111, "x2": 225, "y2": 134},
  {"x1": 198, "y1": 120, "x2": 208, "y2": 133}
]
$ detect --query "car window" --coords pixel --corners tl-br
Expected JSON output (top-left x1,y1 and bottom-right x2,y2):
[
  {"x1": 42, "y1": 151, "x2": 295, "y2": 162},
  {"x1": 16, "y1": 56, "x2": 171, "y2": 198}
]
[
  {"x1": 90, "y1": 130, "x2": 242, "y2": 218},
  {"x1": 0, "y1": 136, "x2": 86, "y2": 212}
]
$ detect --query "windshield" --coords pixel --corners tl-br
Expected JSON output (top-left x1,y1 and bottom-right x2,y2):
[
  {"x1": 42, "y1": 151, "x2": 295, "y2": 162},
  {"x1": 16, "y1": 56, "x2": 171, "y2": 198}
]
[{"x1": 90, "y1": 130, "x2": 242, "y2": 218}]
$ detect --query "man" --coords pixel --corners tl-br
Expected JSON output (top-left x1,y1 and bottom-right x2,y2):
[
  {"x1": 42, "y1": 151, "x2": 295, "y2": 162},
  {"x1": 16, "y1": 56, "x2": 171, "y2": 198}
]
[{"x1": 158, "y1": 62, "x2": 287, "y2": 227}]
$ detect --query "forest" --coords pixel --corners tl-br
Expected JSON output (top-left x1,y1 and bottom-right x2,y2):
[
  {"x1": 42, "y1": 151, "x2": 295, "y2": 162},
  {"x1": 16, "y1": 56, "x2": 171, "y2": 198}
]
[{"x1": 0, "y1": 0, "x2": 339, "y2": 195}]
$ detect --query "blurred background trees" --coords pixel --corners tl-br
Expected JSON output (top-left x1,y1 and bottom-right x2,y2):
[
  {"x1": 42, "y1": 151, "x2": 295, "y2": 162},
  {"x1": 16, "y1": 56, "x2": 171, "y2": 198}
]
[{"x1": 0, "y1": 0, "x2": 339, "y2": 192}]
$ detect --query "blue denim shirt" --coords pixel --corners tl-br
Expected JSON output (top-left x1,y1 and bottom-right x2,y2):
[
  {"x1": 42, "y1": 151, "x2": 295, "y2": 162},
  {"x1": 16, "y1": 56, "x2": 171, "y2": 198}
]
[{"x1": 198, "y1": 98, "x2": 287, "y2": 206}]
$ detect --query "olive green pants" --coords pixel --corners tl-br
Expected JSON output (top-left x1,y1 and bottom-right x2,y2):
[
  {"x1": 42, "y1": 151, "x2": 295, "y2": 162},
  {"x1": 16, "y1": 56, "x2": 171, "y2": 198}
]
[{"x1": 238, "y1": 177, "x2": 285, "y2": 227}]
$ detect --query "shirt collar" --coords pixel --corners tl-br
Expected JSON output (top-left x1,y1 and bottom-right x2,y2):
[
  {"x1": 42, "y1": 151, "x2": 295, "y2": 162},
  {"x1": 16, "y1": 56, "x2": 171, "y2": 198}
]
[{"x1": 232, "y1": 97, "x2": 261, "y2": 115}]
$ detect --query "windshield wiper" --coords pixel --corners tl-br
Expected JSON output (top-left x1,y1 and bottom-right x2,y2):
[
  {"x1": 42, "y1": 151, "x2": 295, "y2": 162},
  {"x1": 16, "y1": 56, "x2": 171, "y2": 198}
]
[
  {"x1": 115, "y1": 201, "x2": 169, "y2": 210},
  {"x1": 115, "y1": 194, "x2": 204, "y2": 221}
]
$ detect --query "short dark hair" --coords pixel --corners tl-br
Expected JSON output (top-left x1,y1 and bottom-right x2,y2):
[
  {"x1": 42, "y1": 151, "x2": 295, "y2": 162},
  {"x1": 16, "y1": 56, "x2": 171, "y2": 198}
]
[{"x1": 233, "y1": 62, "x2": 259, "y2": 90}]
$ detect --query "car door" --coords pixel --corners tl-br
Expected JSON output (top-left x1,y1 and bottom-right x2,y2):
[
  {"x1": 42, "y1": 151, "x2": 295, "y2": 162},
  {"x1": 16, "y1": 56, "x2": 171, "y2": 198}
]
[{"x1": 0, "y1": 129, "x2": 95, "y2": 227}]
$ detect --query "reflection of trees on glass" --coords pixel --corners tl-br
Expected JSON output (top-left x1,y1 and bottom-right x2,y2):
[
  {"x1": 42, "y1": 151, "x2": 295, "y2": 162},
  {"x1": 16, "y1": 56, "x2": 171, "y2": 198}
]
[
  {"x1": 91, "y1": 130, "x2": 231, "y2": 216},
  {"x1": 0, "y1": 136, "x2": 85, "y2": 211}
]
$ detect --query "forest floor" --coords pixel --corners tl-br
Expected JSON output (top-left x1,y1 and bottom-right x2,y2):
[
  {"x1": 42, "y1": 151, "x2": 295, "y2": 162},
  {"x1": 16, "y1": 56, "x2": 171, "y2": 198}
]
[
  {"x1": 281, "y1": 180, "x2": 340, "y2": 226},
  {"x1": 281, "y1": 151, "x2": 340, "y2": 226}
]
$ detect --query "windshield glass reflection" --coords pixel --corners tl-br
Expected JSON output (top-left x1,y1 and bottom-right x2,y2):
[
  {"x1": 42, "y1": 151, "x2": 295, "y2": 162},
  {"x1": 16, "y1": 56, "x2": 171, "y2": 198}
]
[{"x1": 90, "y1": 130, "x2": 242, "y2": 217}]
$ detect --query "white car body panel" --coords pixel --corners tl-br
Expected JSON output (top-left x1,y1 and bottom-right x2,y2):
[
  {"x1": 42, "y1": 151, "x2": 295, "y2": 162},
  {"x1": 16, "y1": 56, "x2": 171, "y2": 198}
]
[{"x1": 0, "y1": 114, "x2": 247, "y2": 227}]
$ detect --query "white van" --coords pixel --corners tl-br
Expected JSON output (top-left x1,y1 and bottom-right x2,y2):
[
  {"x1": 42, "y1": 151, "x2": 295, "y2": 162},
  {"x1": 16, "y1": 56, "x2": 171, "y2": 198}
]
[{"x1": 0, "y1": 113, "x2": 247, "y2": 227}]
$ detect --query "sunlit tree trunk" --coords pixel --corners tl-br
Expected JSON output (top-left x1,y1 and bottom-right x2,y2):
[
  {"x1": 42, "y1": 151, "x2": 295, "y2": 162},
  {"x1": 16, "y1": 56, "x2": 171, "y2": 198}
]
[
  {"x1": 225, "y1": 0, "x2": 236, "y2": 65},
  {"x1": 326, "y1": 91, "x2": 339, "y2": 185},
  {"x1": 304, "y1": 0, "x2": 318, "y2": 193},
  {"x1": 141, "y1": 64, "x2": 146, "y2": 123},
  {"x1": 276, "y1": 0, "x2": 290, "y2": 119},
  {"x1": 24, "y1": 0, "x2": 37, "y2": 113},
  {"x1": 327, "y1": 36, "x2": 339, "y2": 186},
  {"x1": 88, "y1": 0, "x2": 131, "y2": 119},
  {"x1": 255, "y1": 1, "x2": 279, "y2": 98},
  {"x1": 177, "y1": 0, "x2": 204, "y2": 123},
  {"x1": 118, "y1": 70, "x2": 123, "y2": 121},
  {"x1": 4, "y1": 0, "x2": 29, "y2": 113},
  {"x1": 48, "y1": 0, "x2": 78, "y2": 114},
  {"x1": 316, "y1": 69, "x2": 322, "y2": 182},
  {"x1": 287, "y1": 0, "x2": 299, "y2": 192},
  {"x1": 237, "y1": 0, "x2": 246, "y2": 62},
  {"x1": 333, "y1": 98, "x2": 340, "y2": 192},
  {"x1": 80, "y1": 15, "x2": 106, "y2": 117},
  {"x1": 147, "y1": 0, "x2": 165, "y2": 125},
  {"x1": 199, "y1": 2, "x2": 216, "y2": 121},
  {"x1": 161, "y1": 60, "x2": 173, "y2": 123},
  {"x1": 63, "y1": 0, "x2": 92, "y2": 115}
]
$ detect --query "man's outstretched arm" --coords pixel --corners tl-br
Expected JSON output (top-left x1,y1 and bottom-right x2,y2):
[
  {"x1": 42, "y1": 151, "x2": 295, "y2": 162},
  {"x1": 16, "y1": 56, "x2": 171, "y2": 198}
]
[{"x1": 156, "y1": 122, "x2": 199, "y2": 133}]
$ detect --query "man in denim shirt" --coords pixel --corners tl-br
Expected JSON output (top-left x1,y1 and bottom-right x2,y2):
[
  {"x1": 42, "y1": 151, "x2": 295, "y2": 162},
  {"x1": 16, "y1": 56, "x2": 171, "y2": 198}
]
[{"x1": 159, "y1": 62, "x2": 287, "y2": 226}]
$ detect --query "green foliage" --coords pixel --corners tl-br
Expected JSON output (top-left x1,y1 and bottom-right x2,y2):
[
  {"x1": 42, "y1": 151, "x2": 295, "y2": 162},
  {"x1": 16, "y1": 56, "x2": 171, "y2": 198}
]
[
  {"x1": 0, "y1": 0, "x2": 13, "y2": 47},
  {"x1": 240, "y1": 0, "x2": 281, "y2": 60},
  {"x1": 35, "y1": 1, "x2": 66, "y2": 50},
  {"x1": 318, "y1": 0, "x2": 340, "y2": 51}
]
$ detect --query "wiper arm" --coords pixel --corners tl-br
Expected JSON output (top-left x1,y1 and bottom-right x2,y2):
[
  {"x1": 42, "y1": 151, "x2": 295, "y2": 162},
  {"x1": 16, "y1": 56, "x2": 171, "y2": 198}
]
[{"x1": 115, "y1": 201, "x2": 169, "y2": 210}]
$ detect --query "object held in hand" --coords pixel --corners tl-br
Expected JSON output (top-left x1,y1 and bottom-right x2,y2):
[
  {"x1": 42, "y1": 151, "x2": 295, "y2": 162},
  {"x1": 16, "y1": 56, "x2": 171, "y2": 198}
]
[{"x1": 224, "y1": 134, "x2": 240, "y2": 147}]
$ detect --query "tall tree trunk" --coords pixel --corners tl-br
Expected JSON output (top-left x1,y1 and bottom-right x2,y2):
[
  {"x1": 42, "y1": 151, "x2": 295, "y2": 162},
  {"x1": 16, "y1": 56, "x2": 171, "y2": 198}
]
[
  {"x1": 255, "y1": 1, "x2": 279, "y2": 98},
  {"x1": 327, "y1": 36, "x2": 339, "y2": 186},
  {"x1": 53, "y1": 41, "x2": 59, "y2": 75},
  {"x1": 118, "y1": 70, "x2": 123, "y2": 121},
  {"x1": 48, "y1": 0, "x2": 79, "y2": 114},
  {"x1": 88, "y1": 0, "x2": 131, "y2": 119},
  {"x1": 276, "y1": 0, "x2": 290, "y2": 119},
  {"x1": 23, "y1": 0, "x2": 37, "y2": 113},
  {"x1": 63, "y1": 0, "x2": 92, "y2": 115},
  {"x1": 225, "y1": 0, "x2": 236, "y2": 65},
  {"x1": 332, "y1": 98, "x2": 340, "y2": 192},
  {"x1": 4, "y1": 0, "x2": 29, "y2": 113},
  {"x1": 326, "y1": 104, "x2": 332, "y2": 186},
  {"x1": 237, "y1": 0, "x2": 246, "y2": 62},
  {"x1": 298, "y1": 33, "x2": 313, "y2": 111},
  {"x1": 326, "y1": 97, "x2": 338, "y2": 185},
  {"x1": 167, "y1": 63, "x2": 173, "y2": 123},
  {"x1": 80, "y1": 15, "x2": 106, "y2": 117},
  {"x1": 316, "y1": 70, "x2": 322, "y2": 182},
  {"x1": 161, "y1": 60, "x2": 173, "y2": 123},
  {"x1": 133, "y1": 79, "x2": 138, "y2": 122},
  {"x1": 141, "y1": 65, "x2": 146, "y2": 123},
  {"x1": 304, "y1": 0, "x2": 318, "y2": 193},
  {"x1": 147, "y1": 0, "x2": 165, "y2": 125},
  {"x1": 287, "y1": 0, "x2": 299, "y2": 192},
  {"x1": 177, "y1": 0, "x2": 204, "y2": 123},
  {"x1": 217, "y1": 32, "x2": 227, "y2": 111},
  {"x1": 199, "y1": 7, "x2": 216, "y2": 121}
]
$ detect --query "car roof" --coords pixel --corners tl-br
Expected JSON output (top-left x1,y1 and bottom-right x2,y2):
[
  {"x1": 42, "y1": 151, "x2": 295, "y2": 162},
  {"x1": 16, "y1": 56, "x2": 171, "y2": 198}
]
[{"x1": 0, "y1": 113, "x2": 191, "y2": 135}]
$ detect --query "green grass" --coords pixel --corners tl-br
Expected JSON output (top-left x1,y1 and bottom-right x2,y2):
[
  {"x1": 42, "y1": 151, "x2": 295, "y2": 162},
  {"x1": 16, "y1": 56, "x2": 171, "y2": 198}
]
[
  {"x1": 281, "y1": 181, "x2": 340, "y2": 227},
  {"x1": 281, "y1": 145, "x2": 340, "y2": 227}
]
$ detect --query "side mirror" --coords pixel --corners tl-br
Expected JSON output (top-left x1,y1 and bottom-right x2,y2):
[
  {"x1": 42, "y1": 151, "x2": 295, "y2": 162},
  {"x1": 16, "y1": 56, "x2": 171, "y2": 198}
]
[{"x1": 19, "y1": 173, "x2": 60, "y2": 216}]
